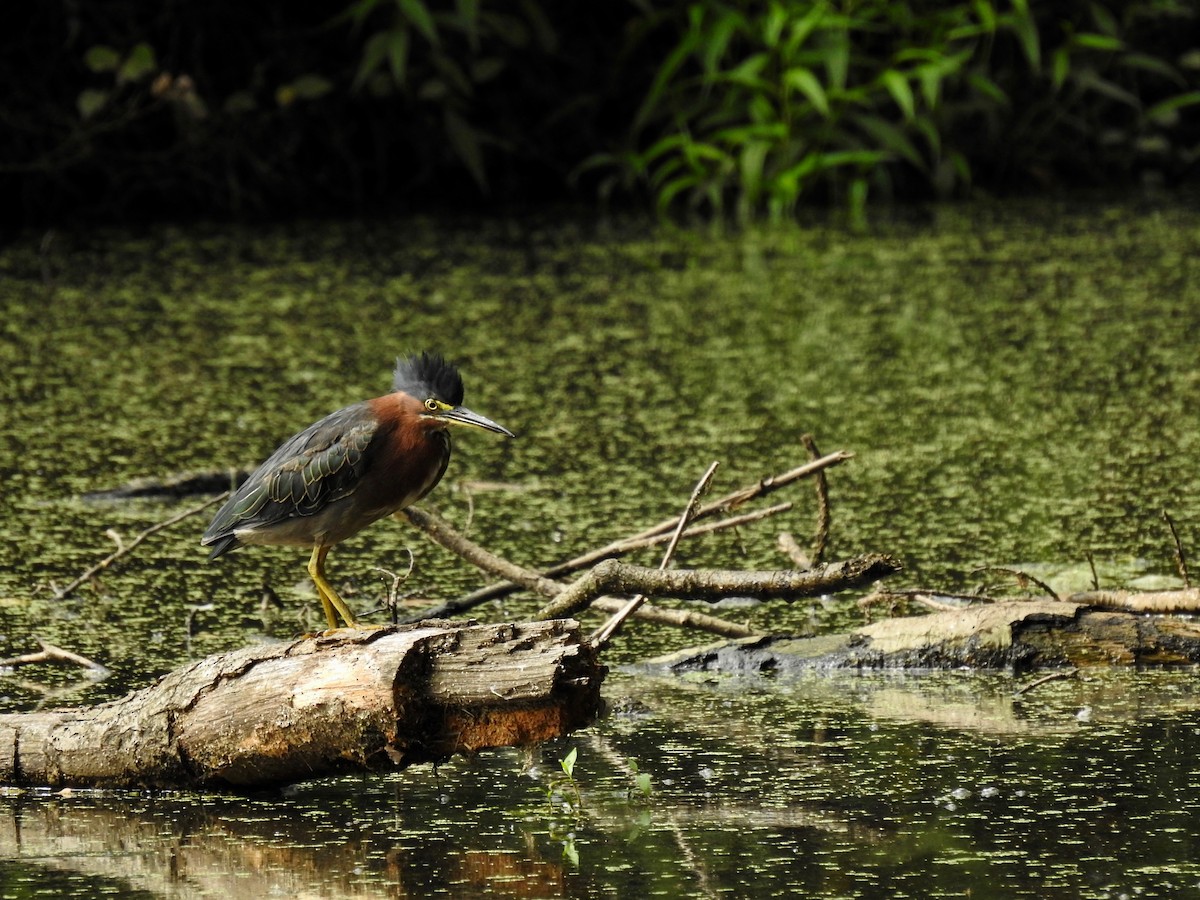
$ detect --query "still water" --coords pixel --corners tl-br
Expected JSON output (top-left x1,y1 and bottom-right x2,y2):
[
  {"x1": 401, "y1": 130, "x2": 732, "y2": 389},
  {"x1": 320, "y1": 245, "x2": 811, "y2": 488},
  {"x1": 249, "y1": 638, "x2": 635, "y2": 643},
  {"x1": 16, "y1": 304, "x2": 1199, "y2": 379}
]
[{"x1": 0, "y1": 196, "x2": 1199, "y2": 896}]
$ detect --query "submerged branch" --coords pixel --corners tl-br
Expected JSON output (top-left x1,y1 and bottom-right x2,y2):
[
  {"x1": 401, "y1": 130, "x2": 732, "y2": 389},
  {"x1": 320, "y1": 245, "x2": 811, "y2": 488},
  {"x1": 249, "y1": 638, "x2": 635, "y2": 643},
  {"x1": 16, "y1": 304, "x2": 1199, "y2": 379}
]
[{"x1": 53, "y1": 493, "x2": 229, "y2": 600}]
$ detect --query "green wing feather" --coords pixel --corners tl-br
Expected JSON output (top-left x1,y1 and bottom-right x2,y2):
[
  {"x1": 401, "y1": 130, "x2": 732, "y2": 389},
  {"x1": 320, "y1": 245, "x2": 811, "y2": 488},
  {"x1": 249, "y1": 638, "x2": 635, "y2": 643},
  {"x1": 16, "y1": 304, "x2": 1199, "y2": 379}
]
[{"x1": 203, "y1": 403, "x2": 378, "y2": 552}]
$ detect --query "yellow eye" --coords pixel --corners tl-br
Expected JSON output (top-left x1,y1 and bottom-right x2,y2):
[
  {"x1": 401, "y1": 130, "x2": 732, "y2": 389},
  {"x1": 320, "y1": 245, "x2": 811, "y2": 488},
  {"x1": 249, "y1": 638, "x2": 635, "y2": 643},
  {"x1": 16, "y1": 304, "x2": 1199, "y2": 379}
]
[{"x1": 424, "y1": 398, "x2": 440, "y2": 412}]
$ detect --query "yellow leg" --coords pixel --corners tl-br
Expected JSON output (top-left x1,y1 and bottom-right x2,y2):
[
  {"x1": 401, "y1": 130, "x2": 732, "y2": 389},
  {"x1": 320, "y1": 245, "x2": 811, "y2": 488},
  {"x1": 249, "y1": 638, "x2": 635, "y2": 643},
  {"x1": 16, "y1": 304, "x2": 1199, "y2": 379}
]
[{"x1": 307, "y1": 545, "x2": 358, "y2": 629}]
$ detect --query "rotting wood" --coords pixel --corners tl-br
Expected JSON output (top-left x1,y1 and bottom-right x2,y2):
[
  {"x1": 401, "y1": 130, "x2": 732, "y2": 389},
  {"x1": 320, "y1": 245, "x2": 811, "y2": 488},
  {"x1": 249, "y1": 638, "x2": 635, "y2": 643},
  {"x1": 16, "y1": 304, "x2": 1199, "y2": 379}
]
[
  {"x1": 644, "y1": 600, "x2": 1200, "y2": 673},
  {"x1": 0, "y1": 619, "x2": 604, "y2": 789}
]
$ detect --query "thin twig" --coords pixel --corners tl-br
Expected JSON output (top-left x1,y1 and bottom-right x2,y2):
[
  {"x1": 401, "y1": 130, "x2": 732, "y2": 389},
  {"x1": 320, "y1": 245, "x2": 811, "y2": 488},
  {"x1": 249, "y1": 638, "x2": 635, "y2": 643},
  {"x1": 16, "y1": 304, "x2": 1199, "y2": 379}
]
[
  {"x1": 53, "y1": 492, "x2": 230, "y2": 600},
  {"x1": 1162, "y1": 509, "x2": 1191, "y2": 588},
  {"x1": 1013, "y1": 668, "x2": 1077, "y2": 697},
  {"x1": 590, "y1": 462, "x2": 719, "y2": 649},
  {"x1": 800, "y1": 435, "x2": 831, "y2": 564},
  {"x1": 590, "y1": 597, "x2": 756, "y2": 638},
  {"x1": 971, "y1": 566, "x2": 1061, "y2": 602},
  {"x1": 1085, "y1": 550, "x2": 1099, "y2": 591}
]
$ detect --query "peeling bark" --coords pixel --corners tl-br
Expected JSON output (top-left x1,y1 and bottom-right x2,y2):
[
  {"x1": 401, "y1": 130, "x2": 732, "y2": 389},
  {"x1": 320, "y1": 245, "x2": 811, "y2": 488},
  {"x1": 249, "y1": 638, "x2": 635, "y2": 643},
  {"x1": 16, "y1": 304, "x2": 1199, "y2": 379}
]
[{"x1": 0, "y1": 620, "x2": 604, "y2": 789}]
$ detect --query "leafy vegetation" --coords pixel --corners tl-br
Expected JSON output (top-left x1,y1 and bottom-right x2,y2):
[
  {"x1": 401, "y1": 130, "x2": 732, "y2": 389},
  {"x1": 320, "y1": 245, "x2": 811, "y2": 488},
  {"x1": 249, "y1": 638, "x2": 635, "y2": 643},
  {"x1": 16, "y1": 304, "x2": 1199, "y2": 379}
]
[
  {"x1": 597, "y1": 0, "x2": 1200, "y2": 221},
  {"x1": 2, "y1": 1, "x2": 1196, "y2": 223}
]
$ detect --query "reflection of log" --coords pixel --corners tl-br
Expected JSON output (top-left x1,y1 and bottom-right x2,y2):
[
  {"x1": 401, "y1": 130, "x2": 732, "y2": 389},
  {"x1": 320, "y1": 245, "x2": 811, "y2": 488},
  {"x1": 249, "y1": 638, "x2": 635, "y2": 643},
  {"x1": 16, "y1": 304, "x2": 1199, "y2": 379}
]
[
  {"x1": 0, "y1": 799, "x2": 569, "y2": 899},
  {"x1": 648, "y1": 600, "x2": 1200, "y2": 673},
  {"x1": 0, "y1": 620, "x2": 603, "y2": 789}
]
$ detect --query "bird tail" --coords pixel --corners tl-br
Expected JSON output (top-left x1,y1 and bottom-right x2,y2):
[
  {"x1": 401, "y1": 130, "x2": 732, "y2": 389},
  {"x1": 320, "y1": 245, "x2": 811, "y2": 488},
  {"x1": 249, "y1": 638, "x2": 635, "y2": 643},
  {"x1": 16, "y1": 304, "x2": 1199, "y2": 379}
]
[{"x1": 203, "y1": 533, "x2": 242, "y2": 561}]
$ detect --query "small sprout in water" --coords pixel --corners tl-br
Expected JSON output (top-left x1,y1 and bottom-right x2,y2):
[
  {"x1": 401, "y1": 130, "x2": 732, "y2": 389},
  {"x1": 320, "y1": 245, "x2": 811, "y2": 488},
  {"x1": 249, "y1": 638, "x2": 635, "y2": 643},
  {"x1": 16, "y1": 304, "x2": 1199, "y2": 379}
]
[
  {"x1": 628, "y1": 759, "x2": 654, "y2": 799},
  {"x1": 560, "y1": 747, "x2": 577, "y2": 778}
]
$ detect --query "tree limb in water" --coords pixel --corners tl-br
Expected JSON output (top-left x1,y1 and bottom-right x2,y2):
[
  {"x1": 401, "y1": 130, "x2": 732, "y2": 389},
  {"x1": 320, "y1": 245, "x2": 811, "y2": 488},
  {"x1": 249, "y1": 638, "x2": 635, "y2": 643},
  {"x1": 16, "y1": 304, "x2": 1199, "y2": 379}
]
[
  {"x1": 400, "y1": 506, "x2": 756, "y2": 639},
  {"x1": 411, "y1": 447, "x2": 853, "y2": 616},
  {"x1": 535, "y1": 555, "x2": 903, "y2": 621}
]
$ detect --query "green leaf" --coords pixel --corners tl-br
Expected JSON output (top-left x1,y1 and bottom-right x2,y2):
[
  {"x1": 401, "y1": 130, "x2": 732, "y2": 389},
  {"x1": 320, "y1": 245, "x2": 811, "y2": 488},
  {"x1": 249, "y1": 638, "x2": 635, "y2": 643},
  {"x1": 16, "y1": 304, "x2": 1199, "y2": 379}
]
[
  {"x1": 387, "y1": 28, "x2": 411, "y2": 86},
  {"x1": 763, "y1": 1, "x2": 787, "y2": 48},
  {"x1": 84, "y1": 45, "x2": 121, "y2": 73},
  {"x1": 397, "y1": 0, "x2": 439, "y2": 46},
  {"x1": 1051, "y1": 46, "x2": 1070, "y2": 90},
  {"x1": 1073, "y1": 33, "x2": 1122, "y2": 52},
  {"x1": 472, "y1": 57, "x2": 505, "y2": 84},
  {"x1": 289, "y1": 74, "x2": 332, "y2": 100},
  {"x1": 635, "y1": 772, "x2": 652, "y2": 797},
  {"x1": 354, "y1": 31, "x2": 390, "y2": 90},
  {"x1": 559, "y1": 747, "x2": 577, "y2": 778},
  {"x1": 786, "y1": 2, "x2": 829, "y2": 52},
  {"x1": 445, "y1": 109, "x2": 489, "y2": 191},
  {"x1": 726, "y1": 52, "x2": 770, "y2": 86},
  {"x1": 1118, "y1": 53, "x2": 1184, "y2": 85},
  {"x1": 972, "y1": 0, "x2": 997, "y2": 33},
  {"x1": 1089, "y1": 3, "x2": 1118, "y2": 37},
  {"x1": 700, "y1": 10, "x2": 743, "y2": 75},
  {"x1": 785, "y1": 67, "x2": 830, "y2": 117},
  {"x1": 342, "y1": 0, "x2": 385, "y2": 27},
  {"x1": 967, "y1": 72, "x2": 1008, "y2": 105},
  {"x1": 881, "y1": 69, "x2": 915, "y2": 120},
  {"x1": 1007, "y1": 8, "x2": 1041, "y2": 70},
  {"x1": 456, "y1": 0, "x2": 481, "y2": 49},
  {"x1": 76, "y1": 88, "x2": 109, "y2": 119},
  {"x1": 853, "y1": 113, "x2": 924, "y2": 168},
  {"x1": 119, "y1": 43, "x2": 157, "y2": 83},
  {"x1": 1146, "y1": 91, "x2": 1200, "y2": 126},
  {"x1": 657, "y1": 173, "x2": 700, "y2": 215},
  {"x1": 1073, "y1": 68, "x2": 1139, "y2": 108},
  {"x1": 635, "y1": 30, "x2": 701, "y2": 131},
  {"x1": 823, "y1": 29, "x2": 849, "y2": 90}
]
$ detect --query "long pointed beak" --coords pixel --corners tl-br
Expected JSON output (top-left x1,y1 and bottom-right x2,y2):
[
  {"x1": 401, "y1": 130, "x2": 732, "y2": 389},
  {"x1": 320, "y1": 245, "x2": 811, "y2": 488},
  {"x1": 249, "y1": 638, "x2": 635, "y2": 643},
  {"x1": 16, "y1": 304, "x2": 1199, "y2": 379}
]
[{"x1": 435, "y1": 406, "x2": 515, "y2": 438}]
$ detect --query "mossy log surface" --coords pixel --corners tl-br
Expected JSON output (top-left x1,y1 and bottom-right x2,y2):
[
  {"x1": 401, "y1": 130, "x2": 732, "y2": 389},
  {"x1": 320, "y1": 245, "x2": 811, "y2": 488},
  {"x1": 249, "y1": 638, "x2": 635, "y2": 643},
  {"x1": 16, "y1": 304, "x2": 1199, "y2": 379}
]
[
  {"x1": 647, "y1": 600, "x2": 1200, "y2": 674},
  {"x1": 0, "y1": 619, "x2": 604, "y2": 789}
]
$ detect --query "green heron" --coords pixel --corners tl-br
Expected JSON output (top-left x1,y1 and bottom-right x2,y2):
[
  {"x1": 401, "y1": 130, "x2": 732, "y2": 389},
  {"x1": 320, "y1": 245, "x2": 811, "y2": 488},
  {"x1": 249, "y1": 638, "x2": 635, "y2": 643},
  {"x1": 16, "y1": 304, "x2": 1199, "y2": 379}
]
[{"x1": 202, "y1": 352, "x2": 514, "y2": 629}]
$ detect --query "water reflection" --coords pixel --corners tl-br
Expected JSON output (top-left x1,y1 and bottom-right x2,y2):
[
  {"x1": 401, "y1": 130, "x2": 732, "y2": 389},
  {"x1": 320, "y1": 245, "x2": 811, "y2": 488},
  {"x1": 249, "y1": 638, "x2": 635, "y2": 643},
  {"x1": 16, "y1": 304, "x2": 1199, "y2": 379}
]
[{"x1": 3, "y1": 669, "x2": 1200, "y2": 897}]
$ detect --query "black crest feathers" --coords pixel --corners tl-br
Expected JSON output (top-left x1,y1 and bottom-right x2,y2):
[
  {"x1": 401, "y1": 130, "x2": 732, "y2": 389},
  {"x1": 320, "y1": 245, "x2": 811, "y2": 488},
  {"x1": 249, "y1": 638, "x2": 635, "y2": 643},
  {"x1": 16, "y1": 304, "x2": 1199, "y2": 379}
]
[{"x1": 392, "y1": 352, "x2": 465, "y2": 406}]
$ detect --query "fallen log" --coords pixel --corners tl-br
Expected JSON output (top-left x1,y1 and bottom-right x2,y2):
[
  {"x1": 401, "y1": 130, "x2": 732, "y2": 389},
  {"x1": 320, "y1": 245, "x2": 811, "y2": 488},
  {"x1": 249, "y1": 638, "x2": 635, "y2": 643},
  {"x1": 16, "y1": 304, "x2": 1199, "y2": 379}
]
[
  {"x1": 645, "y1": 600, "x2": 1200, "y2": 673},
  {"x1": 0, "y1": 619, "x2": 603, "y2": 789}
]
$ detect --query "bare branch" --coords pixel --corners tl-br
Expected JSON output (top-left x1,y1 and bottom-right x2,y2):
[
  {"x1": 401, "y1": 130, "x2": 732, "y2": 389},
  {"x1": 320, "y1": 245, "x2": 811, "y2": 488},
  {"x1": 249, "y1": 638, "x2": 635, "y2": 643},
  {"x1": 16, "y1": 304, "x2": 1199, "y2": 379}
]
[
  {"x1": 420, "y1": 447, "x2": 851, "y2": 613},
  {"x1": 397, "y1": 506, "x2": 754, "y2": 638},
  {"x1": 536, "y1": 555, "x2": 902, "y2": 621},
  {"x1": 800, "y1": 434, "x2": 831, "y2": 564},
  {"x1": 1162, "y1": 509, "x2": 1191, "y2": 588},
  {"x1": 971, "y1": 566, "x2": 1061, "y2": 602}
]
